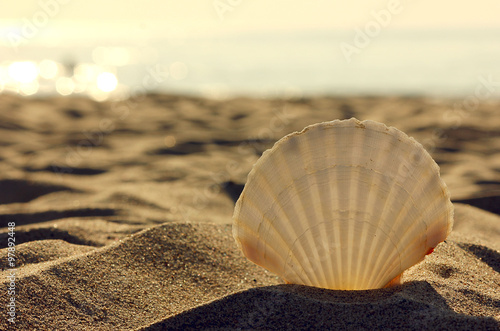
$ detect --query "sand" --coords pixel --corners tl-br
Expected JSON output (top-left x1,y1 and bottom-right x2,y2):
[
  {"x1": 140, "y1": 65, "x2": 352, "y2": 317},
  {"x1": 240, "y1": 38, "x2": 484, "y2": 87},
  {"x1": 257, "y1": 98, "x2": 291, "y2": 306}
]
[{"x1": 0, "y1": 93, "x2": 499, "y2": 330}]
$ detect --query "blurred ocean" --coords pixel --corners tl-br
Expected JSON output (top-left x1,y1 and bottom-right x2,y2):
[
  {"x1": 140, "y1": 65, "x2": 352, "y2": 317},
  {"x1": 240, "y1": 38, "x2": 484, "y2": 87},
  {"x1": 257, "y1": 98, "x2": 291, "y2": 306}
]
[{"x1": 1, "y1": 28, "x2": 500, "y2": 100}]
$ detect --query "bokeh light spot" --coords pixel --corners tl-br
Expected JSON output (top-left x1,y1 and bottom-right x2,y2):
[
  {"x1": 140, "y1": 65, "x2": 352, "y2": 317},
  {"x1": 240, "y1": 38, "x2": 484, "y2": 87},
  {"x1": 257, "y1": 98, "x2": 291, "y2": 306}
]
[
  {"x1": 38, "y1": 60, "x2": 58, "y2": 79},
  {"x1": 56, "y1": 77, "x2": 75, "y2": 96},
  {"x1": 96, "y1": 72, "x2": 118, "y2": 92},
  {"x1": 74, "y1": 63, "x2": 100, "y2": 83},
  {"x1": 20, "y1": 81, "x2": 39, "y2": 95},
  {"x1": 8, "y1": 61, "x2": 38, "y2": 83}
]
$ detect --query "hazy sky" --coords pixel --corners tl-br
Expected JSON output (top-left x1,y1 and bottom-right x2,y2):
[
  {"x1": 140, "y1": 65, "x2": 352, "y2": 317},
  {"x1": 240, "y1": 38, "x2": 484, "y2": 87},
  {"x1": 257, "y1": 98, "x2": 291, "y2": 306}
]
[{"x1": 1, "y1": 0, "x2": 500, "y2": 39}]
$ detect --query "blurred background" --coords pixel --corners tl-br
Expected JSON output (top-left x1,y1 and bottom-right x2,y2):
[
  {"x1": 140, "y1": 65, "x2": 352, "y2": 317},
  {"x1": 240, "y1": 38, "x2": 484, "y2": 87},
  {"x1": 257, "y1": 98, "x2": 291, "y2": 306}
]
[{"x1": 1, "y1": 0, "x2": 500, "y2": 101}]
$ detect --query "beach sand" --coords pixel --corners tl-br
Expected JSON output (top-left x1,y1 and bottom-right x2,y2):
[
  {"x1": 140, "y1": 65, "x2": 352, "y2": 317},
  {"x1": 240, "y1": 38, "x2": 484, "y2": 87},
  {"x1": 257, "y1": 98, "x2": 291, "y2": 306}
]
[{"x1": 0, "y1": 93, "x2": 499, "y2": 330}]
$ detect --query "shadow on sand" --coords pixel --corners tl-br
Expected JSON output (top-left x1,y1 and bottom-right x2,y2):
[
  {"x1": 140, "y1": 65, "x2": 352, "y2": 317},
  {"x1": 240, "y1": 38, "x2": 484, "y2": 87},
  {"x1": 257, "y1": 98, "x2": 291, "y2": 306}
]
[{"x1": 142, "y1": 281, "x2": 499, "y2": 330}]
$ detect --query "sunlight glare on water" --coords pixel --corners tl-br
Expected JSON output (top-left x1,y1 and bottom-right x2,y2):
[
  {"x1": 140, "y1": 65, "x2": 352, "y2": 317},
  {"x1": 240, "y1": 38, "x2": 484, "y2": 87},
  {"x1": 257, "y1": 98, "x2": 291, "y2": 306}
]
[
  {"x1": 96, "y1": 72, "x2": 118, "y2": 92},
  {"x1": 55, "y1": 77, "x2": 75, "y2": 96},
  {"x1": 20, "y1": 81, "x2": 39, "y2": 96},
  {"x1": 8, "y1": 61, "x2": 38, "y2": 84}
]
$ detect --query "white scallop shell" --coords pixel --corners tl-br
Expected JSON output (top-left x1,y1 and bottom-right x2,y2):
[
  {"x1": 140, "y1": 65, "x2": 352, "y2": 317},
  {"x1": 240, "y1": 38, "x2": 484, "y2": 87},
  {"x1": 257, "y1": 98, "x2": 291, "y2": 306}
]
[{"x1": 233, "y1": 118, "x2": 453, "y2": 290}]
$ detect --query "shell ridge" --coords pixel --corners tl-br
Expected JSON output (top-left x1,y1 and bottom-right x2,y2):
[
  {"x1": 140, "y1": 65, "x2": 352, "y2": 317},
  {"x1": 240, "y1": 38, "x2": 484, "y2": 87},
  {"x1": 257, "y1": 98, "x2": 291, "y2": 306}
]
[
  {"x1": 367, "y1": 137, "x2": 450, "y2": 287},
  {"x1": 276, "y1": 139, "x2": 326, "y2": 286},
  {"x1": 361, "y1": 131, "x2": 411, "y2": 288},
  {"x1": 352, "y1": 133, "x2": 383, "y2": 288},
  {"x1": 366, "y1": 126, "x2": 439, "y2": 286},
  {"x1": 365, "y1": 140, "x2": 437, "y2": 284},
  {"x1": 366, "y1": 178, "x2": 427, "y2": 282},
  {"x1": 338, "y1": 118, "x2": 397, "y2": 288},
  {"x1": 258, "y1": 180, "x2": 337, "y2": 285},
  {"x1": 402, "y1": 133, "x2": 454, "y2": 237},
  {"x1": 345, "y1": 123, "x2": 367, "y2": 289},
  {"x1": 359, "y1": 220, "x2": 401, "y2": 288},
  {"x1": 273, "y1": 145, "x2": 322, "y2": 285},
  {"x1": 287, "y1": 218, "x2": 400, "y2": 289},
  {"x1": 376, "y1": 169, "x2": 429, "y2": 280},
  {"x1": 332, "y1": 128, "x2": 351, "y2": 288},
  {"x1": 330, "y1": 158, "x2": 344, "y2": 288},
  {"x1": 355, "y1": 132, "x2": 401, "y2": 287},
  {"x1": 235, "y1": 162, "x2": 312, "y2": 285},
  {"x1": 287, "y1": 135, "x2": 330, "y2": 286},
  {"x1": 258, "y1": 156, "x2": 317, "y2": 285},
  {"x1": 394, "y1": 195, "x2": 452, "y2": 263},
  {"x1": 369, "y1": 176, "x2": 423, "y2": 286},
  {"x1": 302, "y1": 128, "x2": 334, "y2": 288},
  {"x1": 310, "y1": 141, "x2": 338, "y2": 288},
  {"x1": 381, "y1": 166, "x2": 451, "y2": 269}
]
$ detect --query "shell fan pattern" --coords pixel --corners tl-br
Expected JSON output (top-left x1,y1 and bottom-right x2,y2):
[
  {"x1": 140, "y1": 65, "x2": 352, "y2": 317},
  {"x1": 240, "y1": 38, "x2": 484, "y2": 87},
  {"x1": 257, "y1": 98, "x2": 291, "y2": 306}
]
[{"x1": 232, "y1": 118, "x2": 454, "y2": 290}]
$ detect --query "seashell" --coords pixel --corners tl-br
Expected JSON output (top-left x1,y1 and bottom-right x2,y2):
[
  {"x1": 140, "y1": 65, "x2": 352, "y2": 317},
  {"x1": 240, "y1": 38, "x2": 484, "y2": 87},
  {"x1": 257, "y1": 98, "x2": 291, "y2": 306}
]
[{"x1": 232, "y1": 118, "x2": 453, "y2": 290}]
